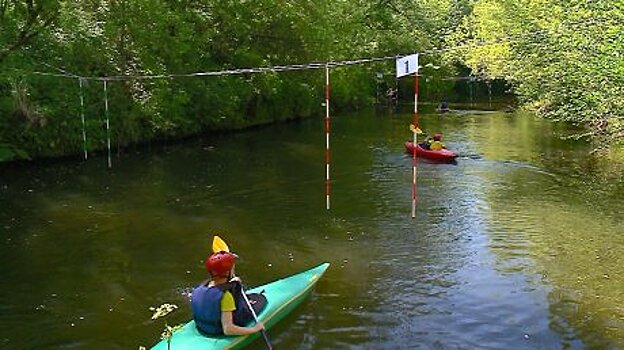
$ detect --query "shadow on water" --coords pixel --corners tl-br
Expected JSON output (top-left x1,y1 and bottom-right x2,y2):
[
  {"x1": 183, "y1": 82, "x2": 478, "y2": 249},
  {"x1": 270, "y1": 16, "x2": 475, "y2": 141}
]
[{"x1": 0, "y1": 106, "x2": 623, "y2": 349}]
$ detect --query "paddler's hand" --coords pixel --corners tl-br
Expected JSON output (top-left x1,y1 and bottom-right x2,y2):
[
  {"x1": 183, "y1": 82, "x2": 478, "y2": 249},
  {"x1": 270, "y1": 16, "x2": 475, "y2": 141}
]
[
  {"x1": 229, "y1": 276, "x2": 242, "y2": 283},
  {"x1": 252, "y1": 321, "x2": 265, "y2": 333}
]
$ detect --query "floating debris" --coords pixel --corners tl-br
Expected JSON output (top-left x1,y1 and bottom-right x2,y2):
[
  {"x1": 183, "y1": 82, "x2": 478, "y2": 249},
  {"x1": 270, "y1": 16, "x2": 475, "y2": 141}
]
[
  {"x1": 161, "y1": 324, "x2": 183, "y2": 342},
  {"x1": 151, "y1": 303, "x2": 178, "y2": 320}
]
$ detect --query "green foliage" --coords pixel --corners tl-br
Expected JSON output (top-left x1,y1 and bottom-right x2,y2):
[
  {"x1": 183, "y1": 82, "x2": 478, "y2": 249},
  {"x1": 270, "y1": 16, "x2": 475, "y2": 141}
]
[
  {"x1": 447, "y1": 0, "x2": 624, "y2": 147},
  {"x1": 0, "y1": 0, "x2": 468, "y2": 161},
  {"x1": 0, "y1": 143, "x2": 29, "y2": 161},
  {"x1": 0, "y1": 0, "x2": 61, "y2": 62}
]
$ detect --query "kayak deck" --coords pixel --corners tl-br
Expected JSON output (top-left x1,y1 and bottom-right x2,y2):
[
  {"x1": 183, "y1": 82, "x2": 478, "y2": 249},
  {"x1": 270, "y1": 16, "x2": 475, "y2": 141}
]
[
  {"x1": 404, "y1": 141, "x2": 458, "y2": 162},
  {"x1": 150, "y1": 262, "x2": 330, "y2": 350}
]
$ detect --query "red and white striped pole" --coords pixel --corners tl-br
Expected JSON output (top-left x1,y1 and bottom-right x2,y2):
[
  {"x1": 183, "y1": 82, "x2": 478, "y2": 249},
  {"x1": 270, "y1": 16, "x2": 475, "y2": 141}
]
[
  {"x1": 104, "y1": 80, "x2": 112, "y2": 169},
  {"x1": 411, "y1": 72, "x2": 419, "y2": 218},
  {"x1": 325, "y1": 64, "x2": 331, "y2": 210}
]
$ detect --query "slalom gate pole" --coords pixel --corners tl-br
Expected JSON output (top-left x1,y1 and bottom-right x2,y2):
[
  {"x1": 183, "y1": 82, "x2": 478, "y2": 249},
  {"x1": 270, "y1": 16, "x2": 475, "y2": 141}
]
[
  {"x1": 325, "y1": 64, "x2": 331, "y2": 210},
  {"x1": 79, "y1": 78, "x2": 88, "y2": 160},
  {"x1": 411, "y1": 72, "x2": 419, "y2": 218},
  {"x1": 103, "y1": 80, "x2": 112, "y2": 168}
]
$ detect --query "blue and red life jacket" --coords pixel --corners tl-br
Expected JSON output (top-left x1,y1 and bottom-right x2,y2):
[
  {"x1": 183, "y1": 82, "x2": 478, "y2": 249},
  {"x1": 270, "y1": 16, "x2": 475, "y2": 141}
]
[{"x1": 191, "y1": 281, "x2": 264, "y2": 335}]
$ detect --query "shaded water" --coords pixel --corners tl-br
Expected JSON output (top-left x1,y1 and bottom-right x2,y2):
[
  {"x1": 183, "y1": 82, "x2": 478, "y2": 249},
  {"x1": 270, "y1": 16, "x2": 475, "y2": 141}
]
[{"x1": 1, "y1": 107, "x2": 623, "y2": 349}]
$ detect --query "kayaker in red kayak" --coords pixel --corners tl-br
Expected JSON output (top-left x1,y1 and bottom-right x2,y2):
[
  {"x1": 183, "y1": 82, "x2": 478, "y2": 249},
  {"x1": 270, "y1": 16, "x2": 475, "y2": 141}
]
[
  {"x1": 191, "y1": 251, "x2": 266, "y2": 336},
  {"x1": 420, "y1": 133, "x2": 446, "y2": 150},
  {"x1": 430, "y1": 133, "x2": 446, "y2": 150}
]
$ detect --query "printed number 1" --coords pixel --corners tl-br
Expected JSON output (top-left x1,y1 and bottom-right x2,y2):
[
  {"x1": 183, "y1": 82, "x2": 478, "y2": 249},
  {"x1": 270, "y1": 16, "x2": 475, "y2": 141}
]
[{"x1": 405, "y1": 61, "x2": 409, "y2": 73}]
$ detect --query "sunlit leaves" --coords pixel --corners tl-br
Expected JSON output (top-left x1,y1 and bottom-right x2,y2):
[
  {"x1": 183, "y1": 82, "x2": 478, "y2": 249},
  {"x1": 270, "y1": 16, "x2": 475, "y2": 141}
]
[
  {"x1": 0, "y1": 0, "x2": 473, "y2": 159},
  {"x1": 449, "y1": 0, "x2": 624, "y2": 147},
  {"x1": 0, "y1": 0, "x2": 60, "y2": 62}
]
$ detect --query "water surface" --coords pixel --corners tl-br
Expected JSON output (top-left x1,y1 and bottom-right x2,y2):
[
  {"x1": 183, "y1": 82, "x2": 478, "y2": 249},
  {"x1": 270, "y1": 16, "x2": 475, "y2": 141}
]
[{"x1": 1, "y1": 107, "x2": 623, "y2": 349}]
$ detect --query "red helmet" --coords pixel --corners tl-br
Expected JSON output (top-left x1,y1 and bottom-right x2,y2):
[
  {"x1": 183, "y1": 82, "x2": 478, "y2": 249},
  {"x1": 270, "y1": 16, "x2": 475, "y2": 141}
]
[
  {"x1": 205, "y1": 251, "x2": 236, "y2": 277},
  {"x1": 433, "y1": 133, "x2": 442, "y2": 141}
]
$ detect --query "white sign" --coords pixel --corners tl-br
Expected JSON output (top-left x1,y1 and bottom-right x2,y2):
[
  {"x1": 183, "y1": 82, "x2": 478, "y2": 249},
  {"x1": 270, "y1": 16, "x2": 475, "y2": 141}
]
[{"x1": 396, "y1": 54, "x2": 419, "y2": 78}]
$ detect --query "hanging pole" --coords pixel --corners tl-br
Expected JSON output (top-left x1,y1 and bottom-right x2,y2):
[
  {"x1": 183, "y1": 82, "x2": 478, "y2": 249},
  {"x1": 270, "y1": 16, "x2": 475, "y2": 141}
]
[
  {"x1": 79, "y1": 78, "x2": 88, "y2": 160},
  {"x1": 487, "y1": 80, "x2": 492, "y2": 108},
  {"x1": 411, "y1": 72, "x2": 419, "y2": 218},
  {"x1": 394, "y1": 73, "x2": 398, "y2": 109},
  {"x1": 103, "y1": 80, "x2": 112, "y2": 168},
  {"x1": 325, "y1": 64, "x2": 331, "y2": 210},
  {"x1": 469, "y1": 76, "x2": 474, "y2": 107}
]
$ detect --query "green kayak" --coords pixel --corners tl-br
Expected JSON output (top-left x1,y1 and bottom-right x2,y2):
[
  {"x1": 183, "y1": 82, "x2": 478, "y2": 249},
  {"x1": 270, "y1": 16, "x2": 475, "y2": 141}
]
[{"x1": 150, "y1": 262, "x2": 330, "y2": 350}]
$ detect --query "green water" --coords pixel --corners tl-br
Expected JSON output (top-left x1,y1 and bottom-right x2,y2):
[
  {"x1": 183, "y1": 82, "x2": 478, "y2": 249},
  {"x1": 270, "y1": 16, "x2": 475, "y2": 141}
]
[{"x1": 1, "y1": 106, "x2": 623, "y2": 349}]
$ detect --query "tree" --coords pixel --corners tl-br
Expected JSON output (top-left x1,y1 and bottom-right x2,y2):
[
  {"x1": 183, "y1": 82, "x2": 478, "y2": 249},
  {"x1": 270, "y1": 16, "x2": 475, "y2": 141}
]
[
  {"x1": 0, "y1": 0, "x2": 467, "y2": 160},
  {"x1": 0, "y1": 0, "x2": 60, "y2": 63},
  {"x1": 447, "y1": 0, "x2": 624, "y2": 148}
]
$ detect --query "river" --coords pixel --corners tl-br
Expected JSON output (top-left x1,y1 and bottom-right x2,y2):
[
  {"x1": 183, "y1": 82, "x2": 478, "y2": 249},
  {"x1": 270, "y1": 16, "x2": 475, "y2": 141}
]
[{"x1": 1, "y1": 104, "x2": 623, "y2": 349}]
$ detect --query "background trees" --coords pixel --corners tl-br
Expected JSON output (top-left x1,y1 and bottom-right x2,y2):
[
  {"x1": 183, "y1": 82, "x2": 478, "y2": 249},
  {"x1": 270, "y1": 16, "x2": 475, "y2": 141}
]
[
  {"x1": 1, "y1": 0, "x2": 621, "y2": 161},
  {"x1": 448, "y1": 0, "x2": 624, "y2": 149}
]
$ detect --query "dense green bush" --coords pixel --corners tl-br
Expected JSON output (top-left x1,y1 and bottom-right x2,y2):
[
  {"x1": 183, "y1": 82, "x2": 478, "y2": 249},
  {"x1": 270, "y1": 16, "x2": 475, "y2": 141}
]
[
  {"x1": 0, "y1": 0, "x2": 505, "y2": 161},
  {"x1": 448, "y1": 0, "x2": 624, "y2": 149}
]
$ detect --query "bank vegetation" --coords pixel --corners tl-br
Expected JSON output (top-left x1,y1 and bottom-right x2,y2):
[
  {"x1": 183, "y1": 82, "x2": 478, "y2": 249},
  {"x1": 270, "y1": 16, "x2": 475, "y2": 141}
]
[{"x1": 1, "y1": 0, "x2": 621, "y2": 161}]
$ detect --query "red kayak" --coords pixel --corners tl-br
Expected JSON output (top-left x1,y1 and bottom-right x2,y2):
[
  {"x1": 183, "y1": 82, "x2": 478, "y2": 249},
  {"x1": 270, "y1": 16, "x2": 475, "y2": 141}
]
[{"x1": 404, "y1": 141, "x2": 458, "y2": 162}]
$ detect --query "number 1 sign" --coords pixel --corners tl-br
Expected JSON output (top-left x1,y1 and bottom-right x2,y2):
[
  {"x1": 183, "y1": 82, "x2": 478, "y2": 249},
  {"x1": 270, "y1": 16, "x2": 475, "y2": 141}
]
[{"x1": 395, "y1": 54, "x2": 419, "y2": 78}]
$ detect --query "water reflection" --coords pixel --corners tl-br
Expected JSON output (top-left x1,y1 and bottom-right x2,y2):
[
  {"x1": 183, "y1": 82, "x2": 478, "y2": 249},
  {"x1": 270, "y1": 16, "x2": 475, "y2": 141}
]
[{"x1": 0, "y1": 108, "x2": 623, "y2": 349}]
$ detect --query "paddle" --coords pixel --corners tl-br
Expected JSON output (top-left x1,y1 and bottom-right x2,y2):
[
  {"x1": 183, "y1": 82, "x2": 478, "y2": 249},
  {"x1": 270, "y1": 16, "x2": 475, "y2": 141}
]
[
  {"x1": 409, "y1": 124, "x2": 424, "y2": 135},
  {"x1": 212, "y1": 236, "x2": 273, "y2": 350}
]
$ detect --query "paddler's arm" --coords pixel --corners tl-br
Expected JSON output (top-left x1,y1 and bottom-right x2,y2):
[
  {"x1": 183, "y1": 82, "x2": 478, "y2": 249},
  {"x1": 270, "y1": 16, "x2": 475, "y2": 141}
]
[{"x1": 221, "y1": 311, "x2": 265, "y2": 336}]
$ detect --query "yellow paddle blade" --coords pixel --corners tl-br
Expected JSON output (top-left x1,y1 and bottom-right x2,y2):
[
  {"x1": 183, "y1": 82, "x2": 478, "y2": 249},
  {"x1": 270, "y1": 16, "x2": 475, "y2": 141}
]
[
  {"x1": 409, "y1": 124, "x2": 423, "y2": 134},
  {"x1": 212, "y1": 235, "x2": 230, "y2": 253}
]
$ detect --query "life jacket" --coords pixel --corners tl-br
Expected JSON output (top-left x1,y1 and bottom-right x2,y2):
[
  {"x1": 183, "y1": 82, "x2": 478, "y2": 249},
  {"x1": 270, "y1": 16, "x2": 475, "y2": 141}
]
[
  {"x1": 191, "y1": 281, "x2": 266, "y2": 335},
  {"x1": 191, "y1": 283, "x2": 227, "y2": 335},
  {"x1": 430, "y1": 140, "x2": 444, "y2": 150}
]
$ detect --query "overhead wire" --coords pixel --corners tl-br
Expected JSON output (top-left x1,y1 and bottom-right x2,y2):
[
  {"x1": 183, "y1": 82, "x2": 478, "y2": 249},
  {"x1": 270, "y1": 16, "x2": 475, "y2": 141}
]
[{"x1": 23, "y1": 15, "x2": 619, "y2": 82}]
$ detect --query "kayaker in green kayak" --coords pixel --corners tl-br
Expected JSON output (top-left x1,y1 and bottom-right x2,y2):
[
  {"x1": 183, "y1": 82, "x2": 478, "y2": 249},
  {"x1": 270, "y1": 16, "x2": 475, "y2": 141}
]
[{"x1": 191, "y1": 251, "x2": 266, "y2": 336}]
